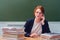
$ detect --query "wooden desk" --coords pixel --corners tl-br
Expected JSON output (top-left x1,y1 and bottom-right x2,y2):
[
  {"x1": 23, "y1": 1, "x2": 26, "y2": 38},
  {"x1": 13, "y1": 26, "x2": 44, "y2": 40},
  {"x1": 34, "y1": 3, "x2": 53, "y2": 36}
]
[
  {"x1": 0, "y1": 36, "x2": 41, "y2": 40},
  {"x1": 0, "y1": 36, "x2": 60, "y2": 40},
  {"x1": 0, "y1": 36, "x2": 6, "y2": 40},
  {"x1": 24, "y1": 37, "x2": 42, "y2": 40}
]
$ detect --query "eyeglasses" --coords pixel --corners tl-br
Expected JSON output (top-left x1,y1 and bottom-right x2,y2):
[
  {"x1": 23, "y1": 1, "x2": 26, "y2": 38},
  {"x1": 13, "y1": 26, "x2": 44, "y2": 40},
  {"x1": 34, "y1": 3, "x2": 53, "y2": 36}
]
[{"x1": 36, "y1": 12, "x2": 43, "y2": 14}]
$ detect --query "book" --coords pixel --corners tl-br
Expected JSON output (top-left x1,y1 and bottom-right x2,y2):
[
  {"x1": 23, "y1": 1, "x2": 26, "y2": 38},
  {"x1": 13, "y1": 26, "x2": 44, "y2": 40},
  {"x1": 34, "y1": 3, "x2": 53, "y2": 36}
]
[
  {"x1": 40, "y1": 33, "x2": 60, "y2": 40},
  {"x1": 2, "y1": 27, "x2": 25, "y2": 40}
]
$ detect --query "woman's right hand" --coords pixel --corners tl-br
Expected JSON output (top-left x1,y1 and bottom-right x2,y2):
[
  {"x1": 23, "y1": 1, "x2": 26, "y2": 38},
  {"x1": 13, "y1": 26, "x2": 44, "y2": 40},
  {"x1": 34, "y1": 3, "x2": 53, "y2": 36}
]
[{"x1": 30, "y1": 33, "x2": 39, "y2": 38}]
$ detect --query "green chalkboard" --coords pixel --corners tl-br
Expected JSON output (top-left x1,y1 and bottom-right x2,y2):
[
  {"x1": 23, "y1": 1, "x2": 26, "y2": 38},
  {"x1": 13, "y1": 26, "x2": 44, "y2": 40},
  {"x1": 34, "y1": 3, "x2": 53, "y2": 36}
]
[{"x1": 0, "y1": 0, "x2": 60, "y2": 21}]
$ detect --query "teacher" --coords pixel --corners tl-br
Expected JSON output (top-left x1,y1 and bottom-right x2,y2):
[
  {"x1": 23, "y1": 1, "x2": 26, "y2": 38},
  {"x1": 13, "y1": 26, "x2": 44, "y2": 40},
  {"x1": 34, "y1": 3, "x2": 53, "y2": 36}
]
[{"x1": 24, "y1": 5, "x2": 51, "y2": 37}]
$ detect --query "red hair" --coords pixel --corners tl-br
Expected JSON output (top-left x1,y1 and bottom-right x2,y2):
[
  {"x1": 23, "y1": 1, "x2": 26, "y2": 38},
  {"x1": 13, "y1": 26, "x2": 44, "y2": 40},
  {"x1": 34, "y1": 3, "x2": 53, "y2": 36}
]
[{"x1": 34, "y1": 5, "x2": 45, "y2": 14}]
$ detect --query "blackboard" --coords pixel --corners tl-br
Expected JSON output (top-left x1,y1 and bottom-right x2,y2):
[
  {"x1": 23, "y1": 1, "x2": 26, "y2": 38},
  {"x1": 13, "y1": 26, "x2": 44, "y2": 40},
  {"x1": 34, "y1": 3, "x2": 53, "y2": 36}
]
[{"x1": 0, "y1": 0, "x2": 60, "y2": 21}]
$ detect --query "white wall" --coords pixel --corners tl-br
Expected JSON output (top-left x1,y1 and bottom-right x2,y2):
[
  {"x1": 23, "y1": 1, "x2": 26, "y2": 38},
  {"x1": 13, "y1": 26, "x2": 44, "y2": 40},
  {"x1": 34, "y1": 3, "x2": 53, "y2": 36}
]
[{"x1": 49, "y1": 22, "x2": 60, "y2": 33}]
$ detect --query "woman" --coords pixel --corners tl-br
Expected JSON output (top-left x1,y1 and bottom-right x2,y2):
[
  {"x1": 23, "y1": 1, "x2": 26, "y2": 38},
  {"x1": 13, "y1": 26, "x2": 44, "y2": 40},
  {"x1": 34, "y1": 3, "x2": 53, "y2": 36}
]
[{"x1": 24, "y1": 5, "x2": 51, "y2": 37}]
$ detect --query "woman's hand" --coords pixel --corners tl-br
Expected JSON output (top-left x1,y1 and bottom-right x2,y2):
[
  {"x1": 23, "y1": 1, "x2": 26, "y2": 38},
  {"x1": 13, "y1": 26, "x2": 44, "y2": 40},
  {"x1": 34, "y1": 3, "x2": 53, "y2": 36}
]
[
  {"x1": 30, "y1": 33, "x2": 39, "y2": 38},
  {"x1": 41, "y1": 15, "x2": 45, "y2": 25}
]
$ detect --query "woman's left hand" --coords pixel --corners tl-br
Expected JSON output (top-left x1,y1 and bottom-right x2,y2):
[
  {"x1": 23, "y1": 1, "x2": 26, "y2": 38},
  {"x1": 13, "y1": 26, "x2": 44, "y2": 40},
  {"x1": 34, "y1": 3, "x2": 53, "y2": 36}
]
[{"x1": 41, "y1": 15, "x2": 45, "y2": 25}]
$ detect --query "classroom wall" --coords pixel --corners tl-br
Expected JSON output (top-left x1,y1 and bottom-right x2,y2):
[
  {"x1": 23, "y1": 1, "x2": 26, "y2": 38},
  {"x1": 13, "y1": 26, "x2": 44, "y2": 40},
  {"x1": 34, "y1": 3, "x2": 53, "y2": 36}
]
[{"x1": 0, "y1": 0, "x2": 60, "y2": 21}]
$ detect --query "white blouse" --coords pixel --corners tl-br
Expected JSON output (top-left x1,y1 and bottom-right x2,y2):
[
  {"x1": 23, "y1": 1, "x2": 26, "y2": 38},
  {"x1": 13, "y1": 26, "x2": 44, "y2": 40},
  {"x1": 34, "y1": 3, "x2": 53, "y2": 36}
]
[{"x1": 31, "y1": 20, "x2": 42, "y2": 36}]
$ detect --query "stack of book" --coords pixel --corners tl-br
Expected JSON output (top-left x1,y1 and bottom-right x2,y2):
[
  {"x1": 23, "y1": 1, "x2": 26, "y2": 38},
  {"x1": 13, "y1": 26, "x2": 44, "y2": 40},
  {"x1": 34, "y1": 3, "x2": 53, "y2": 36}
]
[
  {"x1": 2, "y1": 27, "x2": 25, "y2": 40},
  {"x1": 40, "y1": 33, "x2": 60, "y2": 40}
]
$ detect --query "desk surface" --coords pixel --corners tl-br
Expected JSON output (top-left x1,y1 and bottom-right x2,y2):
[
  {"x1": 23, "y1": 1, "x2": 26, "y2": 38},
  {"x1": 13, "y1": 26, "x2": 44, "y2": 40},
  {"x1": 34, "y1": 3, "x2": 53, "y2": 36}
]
[
  {"x1": 0, "y1": 36, "x2": 60, "y2": 40},
  {"x1": 0, "y1": 36, "x2": 6, "y2": 40},
  {"x1": 24, "y1": 37, "x2": 42, "y2": 40},
  {"x1": 0, "y1": 36, "x2": 42, "y2": 40}
]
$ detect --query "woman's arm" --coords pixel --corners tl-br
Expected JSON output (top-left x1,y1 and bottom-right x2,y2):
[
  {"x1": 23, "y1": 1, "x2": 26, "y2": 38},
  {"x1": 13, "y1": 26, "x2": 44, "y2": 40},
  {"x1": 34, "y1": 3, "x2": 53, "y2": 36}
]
[
  {"x1": 46, "y1": 20, "x2": 51, "y2": 33},
  {"x1": 42, "y1": 20, "x2": 51, "y2": 33},
  {"x1": 24, "y1": 20, "x2": 30, "y2": 37},
  {"x1": 24, "y1": 19, "x2": 34, "y2": 37}
]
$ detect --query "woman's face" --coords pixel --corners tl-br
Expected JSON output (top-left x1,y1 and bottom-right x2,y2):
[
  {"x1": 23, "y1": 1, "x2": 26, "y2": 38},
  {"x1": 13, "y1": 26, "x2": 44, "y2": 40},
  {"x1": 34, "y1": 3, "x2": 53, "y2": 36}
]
[{"x1": 34, "y1": 8, "x2": 43, "y2": 19}]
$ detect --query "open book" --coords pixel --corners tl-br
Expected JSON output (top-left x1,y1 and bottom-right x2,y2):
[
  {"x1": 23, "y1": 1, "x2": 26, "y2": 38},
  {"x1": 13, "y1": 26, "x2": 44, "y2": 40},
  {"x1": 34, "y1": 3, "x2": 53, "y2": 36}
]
[{"x1": 41, "y1": 33, "x2": 60, "y2": 39}]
